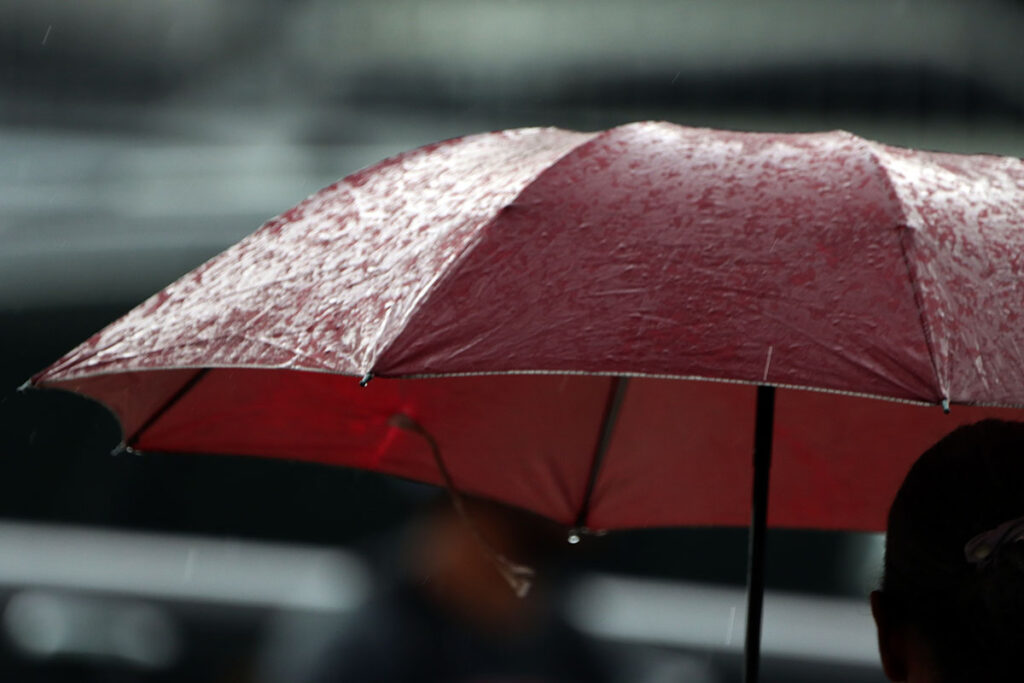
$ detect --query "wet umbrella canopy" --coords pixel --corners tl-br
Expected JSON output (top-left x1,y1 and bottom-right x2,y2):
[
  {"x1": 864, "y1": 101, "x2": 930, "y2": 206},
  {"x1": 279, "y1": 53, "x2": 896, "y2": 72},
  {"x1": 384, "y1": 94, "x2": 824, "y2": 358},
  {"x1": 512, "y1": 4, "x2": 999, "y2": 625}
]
[{"x1": 30, "y1": 122, "x2": 1024, "y2": 681}]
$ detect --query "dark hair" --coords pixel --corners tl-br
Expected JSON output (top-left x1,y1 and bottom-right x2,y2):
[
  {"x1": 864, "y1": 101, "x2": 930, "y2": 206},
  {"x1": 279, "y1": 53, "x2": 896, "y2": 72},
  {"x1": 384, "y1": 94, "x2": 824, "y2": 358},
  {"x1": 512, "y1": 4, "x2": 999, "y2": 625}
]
[{"x1": 882, "y1": 419, "x2": 1024, "y2": 681}]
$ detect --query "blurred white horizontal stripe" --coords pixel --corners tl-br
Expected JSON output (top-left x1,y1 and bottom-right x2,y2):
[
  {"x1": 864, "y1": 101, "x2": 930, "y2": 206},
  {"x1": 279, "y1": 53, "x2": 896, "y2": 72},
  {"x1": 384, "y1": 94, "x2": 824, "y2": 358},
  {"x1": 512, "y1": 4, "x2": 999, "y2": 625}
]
[
  {"x1": 0, "y1": 521, "x2": 371, "y2": 612},
  {"x1": 568, "y1": 574, "x2": 879, "y2": 667}
]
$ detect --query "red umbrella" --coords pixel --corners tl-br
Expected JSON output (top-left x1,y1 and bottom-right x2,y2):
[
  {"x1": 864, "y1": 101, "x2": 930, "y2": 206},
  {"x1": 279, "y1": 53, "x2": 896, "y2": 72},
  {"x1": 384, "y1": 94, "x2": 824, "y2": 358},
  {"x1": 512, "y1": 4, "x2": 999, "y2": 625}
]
[{"x1": 31, "y1": 122, "x2": 1024, "y2": 681}]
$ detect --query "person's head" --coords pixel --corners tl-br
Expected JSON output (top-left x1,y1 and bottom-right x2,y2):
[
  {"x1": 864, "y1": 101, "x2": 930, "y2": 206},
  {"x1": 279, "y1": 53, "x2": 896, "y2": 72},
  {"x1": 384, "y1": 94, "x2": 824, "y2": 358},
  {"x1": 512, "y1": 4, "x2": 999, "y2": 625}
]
[{"x1": 872, "y1": 419, "x2": 1024, "y2": 682}]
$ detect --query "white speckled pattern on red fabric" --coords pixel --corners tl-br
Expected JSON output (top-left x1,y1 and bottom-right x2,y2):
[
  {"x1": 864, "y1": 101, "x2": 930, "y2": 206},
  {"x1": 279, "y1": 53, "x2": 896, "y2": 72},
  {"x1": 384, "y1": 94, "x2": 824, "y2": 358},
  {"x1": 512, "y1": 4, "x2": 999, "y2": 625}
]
[
  {"x1": 34, "y1": 123, "x2": 1024, "y2": 530},
  {"x1": 42, "y1": 127, "x2": 596, "y2": 379},
  {"x1": 875, "y1": 145, "x2": 1024, "y2": 404}
]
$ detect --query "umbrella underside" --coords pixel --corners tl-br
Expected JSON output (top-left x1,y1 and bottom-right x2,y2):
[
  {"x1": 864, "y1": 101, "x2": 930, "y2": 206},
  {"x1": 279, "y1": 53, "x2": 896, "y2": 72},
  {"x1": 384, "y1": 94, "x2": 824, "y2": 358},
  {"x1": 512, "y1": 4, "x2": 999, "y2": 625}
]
[{"x1": 52, "y1": 368, "x2": 1020, "y2": 531}]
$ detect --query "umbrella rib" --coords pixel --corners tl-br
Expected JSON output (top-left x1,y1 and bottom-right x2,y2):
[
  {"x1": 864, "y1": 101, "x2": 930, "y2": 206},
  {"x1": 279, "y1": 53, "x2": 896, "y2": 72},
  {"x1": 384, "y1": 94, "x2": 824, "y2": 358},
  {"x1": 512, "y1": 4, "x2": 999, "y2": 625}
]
[
  {"x1": 573, "y1": 376, "x2": 630, "y2": 530},
  {"x1": 125, "y1": 368, "x2": 210, "y2": 448}
]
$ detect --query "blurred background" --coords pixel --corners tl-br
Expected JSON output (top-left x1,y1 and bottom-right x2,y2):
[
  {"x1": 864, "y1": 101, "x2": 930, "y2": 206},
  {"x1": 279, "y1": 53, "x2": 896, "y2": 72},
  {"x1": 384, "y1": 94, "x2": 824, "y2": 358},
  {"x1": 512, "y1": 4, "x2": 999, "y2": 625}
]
[{"x1": 1, "y1": 0, "x2": 1022, "y2": 681}]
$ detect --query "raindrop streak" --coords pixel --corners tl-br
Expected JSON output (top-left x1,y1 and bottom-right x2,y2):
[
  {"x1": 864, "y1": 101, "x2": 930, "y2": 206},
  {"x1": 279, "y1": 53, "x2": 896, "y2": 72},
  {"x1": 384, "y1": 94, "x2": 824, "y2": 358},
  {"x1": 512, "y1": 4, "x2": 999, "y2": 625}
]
[
  {"x1": 41, "y1": 25, "x2": 52, "y2": 45},
  {"x1": 762, "y1": 345, "x2": 774, "y2": 382},
  {"x1": 725, "y1": 605, "x2": 737, "y2": 646}
]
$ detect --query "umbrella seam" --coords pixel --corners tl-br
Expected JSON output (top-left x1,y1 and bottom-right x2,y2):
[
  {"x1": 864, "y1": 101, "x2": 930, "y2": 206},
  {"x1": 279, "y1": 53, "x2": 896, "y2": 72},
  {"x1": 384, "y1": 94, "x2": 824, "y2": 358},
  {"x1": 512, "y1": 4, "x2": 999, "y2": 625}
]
[
  {"x1": 41, "y1": 364, "x2": 1016, "y2": 407},
  {"x1": 862, "y1": 141, "x2": 948, "y2": 405},
  {"x1": 402, "y1": 370, "x2": 944, "y2": 404}
]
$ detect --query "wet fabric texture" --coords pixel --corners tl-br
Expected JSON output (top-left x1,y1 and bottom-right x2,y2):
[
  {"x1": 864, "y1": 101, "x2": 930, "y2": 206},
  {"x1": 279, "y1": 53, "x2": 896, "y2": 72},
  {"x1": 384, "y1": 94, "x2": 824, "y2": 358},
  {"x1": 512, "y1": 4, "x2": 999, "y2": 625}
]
[{"x1": 35, "y1": 122, "x2": 1024, "y2": 531}]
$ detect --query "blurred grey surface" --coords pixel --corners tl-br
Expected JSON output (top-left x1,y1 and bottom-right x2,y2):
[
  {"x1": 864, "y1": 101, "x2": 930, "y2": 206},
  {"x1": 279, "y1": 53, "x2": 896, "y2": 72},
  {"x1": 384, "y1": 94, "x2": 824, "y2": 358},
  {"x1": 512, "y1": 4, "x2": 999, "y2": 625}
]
[
  {"x1": 2, "y1": 0, "x2": 1022, "y2": 309},
  {"x1": 0, "y1": 521, "x2": 885, "y2": 683}
]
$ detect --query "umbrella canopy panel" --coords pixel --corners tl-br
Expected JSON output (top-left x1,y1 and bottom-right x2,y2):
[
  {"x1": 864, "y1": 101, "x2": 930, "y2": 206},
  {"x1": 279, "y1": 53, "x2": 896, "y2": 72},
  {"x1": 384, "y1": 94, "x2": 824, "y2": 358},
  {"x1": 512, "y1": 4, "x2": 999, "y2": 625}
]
[
  {"x1": 380, "y1": 125, "x2": 937, "y2": 401},
  {"x1": 40, "y1": 123, "x2": 1024, "y2": 404},
  {"x1": 879, "y1": 146, "x2": 1024, "y2": 403},
  {"x1": 35, "y1": 121, "x2": 1024, "y2": 531}
]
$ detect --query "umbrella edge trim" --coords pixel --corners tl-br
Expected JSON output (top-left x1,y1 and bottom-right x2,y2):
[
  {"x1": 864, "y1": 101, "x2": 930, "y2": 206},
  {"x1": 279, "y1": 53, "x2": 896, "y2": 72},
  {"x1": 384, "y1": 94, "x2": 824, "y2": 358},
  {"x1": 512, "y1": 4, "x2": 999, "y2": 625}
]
[{"x1": 34, "y1": 366, "x2": 1024, "y2": 410}]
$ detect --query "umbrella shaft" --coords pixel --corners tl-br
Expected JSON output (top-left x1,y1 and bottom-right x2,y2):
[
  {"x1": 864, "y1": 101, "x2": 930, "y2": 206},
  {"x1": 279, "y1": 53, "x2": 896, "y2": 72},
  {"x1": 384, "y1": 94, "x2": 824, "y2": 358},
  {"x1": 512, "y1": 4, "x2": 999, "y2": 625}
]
[{"x1": 745, "y1": 385, "x2": 776, "y2": 683}]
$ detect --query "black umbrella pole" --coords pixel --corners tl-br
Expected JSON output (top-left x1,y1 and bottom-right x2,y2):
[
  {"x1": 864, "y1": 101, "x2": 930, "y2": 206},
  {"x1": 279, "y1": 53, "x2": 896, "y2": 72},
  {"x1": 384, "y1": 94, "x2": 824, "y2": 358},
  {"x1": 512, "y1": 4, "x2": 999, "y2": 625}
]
[{"x1": 744, "y1": 385, "x2": 776, "y2": 683}]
